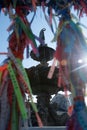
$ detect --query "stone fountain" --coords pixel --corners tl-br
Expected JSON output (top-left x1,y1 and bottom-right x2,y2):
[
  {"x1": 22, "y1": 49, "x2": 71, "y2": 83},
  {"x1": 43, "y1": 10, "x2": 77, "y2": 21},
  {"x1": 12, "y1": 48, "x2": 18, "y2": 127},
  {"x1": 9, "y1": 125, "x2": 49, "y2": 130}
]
[{"x1": 25, "y1": 29, "x2": 69, "y2": 126}]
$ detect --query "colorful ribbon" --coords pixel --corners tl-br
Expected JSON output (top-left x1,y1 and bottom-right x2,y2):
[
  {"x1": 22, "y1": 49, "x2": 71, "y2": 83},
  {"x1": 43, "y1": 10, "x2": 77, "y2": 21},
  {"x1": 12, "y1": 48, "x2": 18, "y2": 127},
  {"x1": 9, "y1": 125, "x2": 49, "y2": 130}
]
[{"x1": 8, "y1": 62, "x2": 28, "y2": 120}]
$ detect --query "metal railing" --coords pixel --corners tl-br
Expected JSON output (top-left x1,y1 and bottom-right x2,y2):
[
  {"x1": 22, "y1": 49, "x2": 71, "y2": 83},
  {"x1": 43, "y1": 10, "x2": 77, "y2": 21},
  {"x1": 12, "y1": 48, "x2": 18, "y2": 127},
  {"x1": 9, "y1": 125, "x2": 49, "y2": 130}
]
[{"x1": 21, "y1": 126, "x2": 66, "y2": 130}]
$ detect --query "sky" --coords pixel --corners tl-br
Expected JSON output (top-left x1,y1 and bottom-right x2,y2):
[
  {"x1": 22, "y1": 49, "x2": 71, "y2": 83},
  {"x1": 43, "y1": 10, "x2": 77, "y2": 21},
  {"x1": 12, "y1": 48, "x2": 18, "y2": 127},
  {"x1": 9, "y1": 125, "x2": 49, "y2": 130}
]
[
  {"x1": 0, "y1": 7, "x2": 56, "y2": 68},
  {"x1": 0, "y1": 13, "x2": 10, "y2": 63},
  {"x1": 0, "y1": 7, "x2": 87, "y2": 68}
]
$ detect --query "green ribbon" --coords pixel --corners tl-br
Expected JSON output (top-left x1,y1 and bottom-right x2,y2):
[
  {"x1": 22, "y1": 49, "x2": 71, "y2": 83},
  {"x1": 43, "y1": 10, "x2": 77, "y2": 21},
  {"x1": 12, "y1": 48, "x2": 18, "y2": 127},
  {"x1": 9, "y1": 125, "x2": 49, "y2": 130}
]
[
  {"x1": 8, "y1": 62, "x2": 28, "y2": 120},
  {"x1": 16, "y1": 59, "x2": 33, "y2": 94},
  {"x1": 30, "y1": 101, "x2": 38, "y2": 112},
  {"x1": 16, "y1": 59, "x2": 38, "y2": 112},
  {"x1": 8, "y1": 48, "x2": 38, "y2": 112},
  {"x1": 15, "y1": 16, "x2": 37, "y2": 48},
  {"x1": 11, "y1": 92, "x2": 18, "y2": 130}
]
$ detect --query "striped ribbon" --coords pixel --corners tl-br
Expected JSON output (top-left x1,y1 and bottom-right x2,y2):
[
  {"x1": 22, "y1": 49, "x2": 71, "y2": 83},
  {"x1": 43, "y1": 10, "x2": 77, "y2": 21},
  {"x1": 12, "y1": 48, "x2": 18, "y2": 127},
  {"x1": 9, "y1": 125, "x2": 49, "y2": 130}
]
[
  {"x1": 8, "y1": 48, "x2": 43, "y2": 126},
  {"x1": 8, "y1": 48, "x2": 34, "y2": 99},
  {"x1": 8, "y1": 62, "x2": 28, "y2": 120}
]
